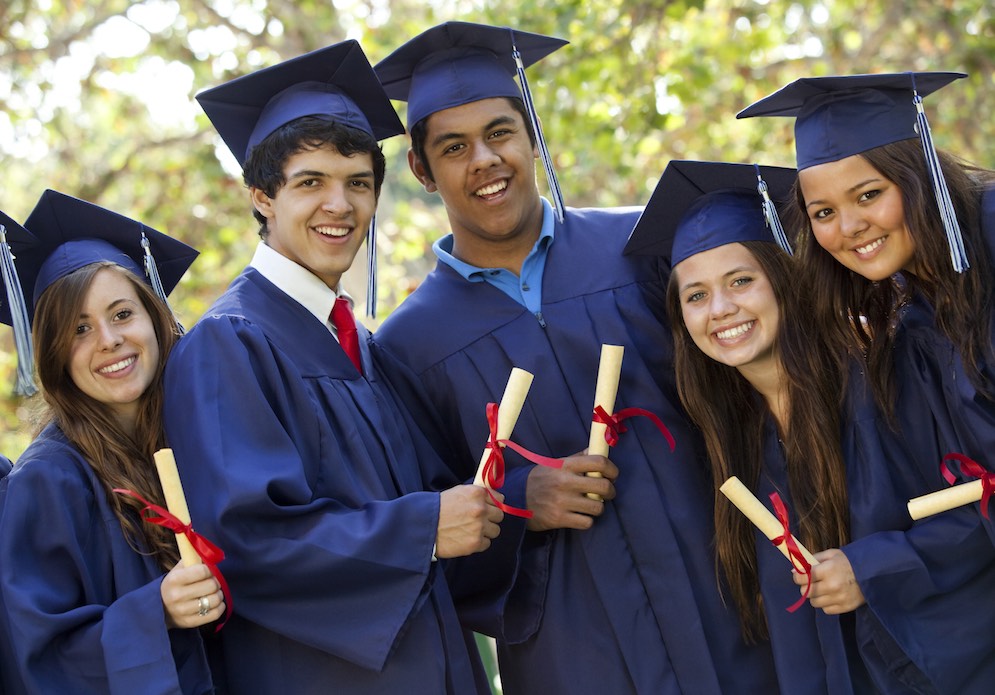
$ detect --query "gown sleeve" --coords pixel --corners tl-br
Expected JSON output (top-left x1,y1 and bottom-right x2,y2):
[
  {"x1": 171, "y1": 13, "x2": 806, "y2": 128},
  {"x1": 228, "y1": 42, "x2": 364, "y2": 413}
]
[{"x1": 0, "y1": 446, "x2": 188, "y2": 695}]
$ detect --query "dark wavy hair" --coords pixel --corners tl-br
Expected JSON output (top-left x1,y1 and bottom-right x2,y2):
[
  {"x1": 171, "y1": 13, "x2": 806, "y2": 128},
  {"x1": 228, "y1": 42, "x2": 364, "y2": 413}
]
[
  {"x1": 408, "y1": 96, "x2": 536, "y2": 182},
  {"x1": 32, "y1": 262, "x2": 181, "y2": 570},
  {"x1": 667, "y1": 241, "x2": 850, "y2": 642},
  {"x1": 242, "y1": 116, "x2": 387, "y2": 237},
  {"x1": 795, "y1": 139, "x2": 995, "y2": 418}
]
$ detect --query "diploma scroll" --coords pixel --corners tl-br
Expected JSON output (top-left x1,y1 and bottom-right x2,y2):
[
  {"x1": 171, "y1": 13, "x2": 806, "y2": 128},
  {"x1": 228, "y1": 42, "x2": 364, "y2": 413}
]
[
  {"x1": 153, "y1": 448, "x2": 200, "y2": 567},
  {"x1": 474, "y1": 368, "x2": 535, "y2": 486},
  {"x1": 586, "y1": 345, "x2": 624, "y2": 501},
  {"x1": 907, "y1": 480, "x2": 985, "y2": 520},
  {"x1": 719, "y1": 476, "x2": 819, "y2": 567}
]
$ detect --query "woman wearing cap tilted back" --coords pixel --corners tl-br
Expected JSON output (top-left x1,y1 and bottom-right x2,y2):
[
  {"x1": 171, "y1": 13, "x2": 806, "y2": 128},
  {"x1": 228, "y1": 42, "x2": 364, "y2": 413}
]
[
  {"x1": 0, "y1": 191, "x2": 223, "y2": 694},
  {"x1": 628, "y1": 161, "x2": 883, "y2": 694},
  {"x1": 741, "y1": 72, "x2": 995, "y2": 694}
]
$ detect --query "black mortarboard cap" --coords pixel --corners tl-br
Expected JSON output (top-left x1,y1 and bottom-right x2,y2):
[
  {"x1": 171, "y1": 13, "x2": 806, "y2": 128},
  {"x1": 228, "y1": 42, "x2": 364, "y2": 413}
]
[
  {"x1": 197, "y1": 39, "x2": 404, "y2": 167},
  {"x1": 625, "y1": 160, "x2": 797, "y2": 266}
]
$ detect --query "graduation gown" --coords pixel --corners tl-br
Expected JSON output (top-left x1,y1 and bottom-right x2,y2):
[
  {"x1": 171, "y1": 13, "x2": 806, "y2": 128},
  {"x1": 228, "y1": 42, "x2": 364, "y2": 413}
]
[
  {"x1": 375, "y1": 206, "x2": 779, "y2": 695},
  {"x1": 162, "y1": 268, "x2": 483, "y2": 695},
  {"x1": 0, "y1": 424, "x2": 214, "y2": 695},
  {"x1": 840, "y1": 347, "x2": 995, "y2": 694},
  {"x1": 754, "y1": 421, "x2": 873, "y2": 695}
]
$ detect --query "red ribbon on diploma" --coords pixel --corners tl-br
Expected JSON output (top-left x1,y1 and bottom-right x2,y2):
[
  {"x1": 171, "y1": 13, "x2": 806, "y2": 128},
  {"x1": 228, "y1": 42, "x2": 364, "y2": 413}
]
[
  {"x1": 592, "y1": 405, "x2": 676, "y2": 451},
  {"x1": 114, "y1": 488, "x2": 233, "y2": 630},
  {"x1": 769, "y1": 492, "x2": 813, "y2": 613},
  {"x1": 482, "y1": 402, "x2": 564, "y2": 518},
  {"x1": 940, "y1": 452, "x2": 995, "y2": 519}
]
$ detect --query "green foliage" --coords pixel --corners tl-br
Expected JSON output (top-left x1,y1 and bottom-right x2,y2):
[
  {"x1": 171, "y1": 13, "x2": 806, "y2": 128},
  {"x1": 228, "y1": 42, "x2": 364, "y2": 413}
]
[{"x1": 1, "y1": 0, "x2": 993, "y2": 468}]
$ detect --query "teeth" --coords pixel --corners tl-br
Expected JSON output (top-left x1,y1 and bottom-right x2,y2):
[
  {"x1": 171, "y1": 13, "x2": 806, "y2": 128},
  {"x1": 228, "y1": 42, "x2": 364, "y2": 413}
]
[
  {"x1": 716, "y1": 321, "x2": 754, "y2": 340},
  {"x1": 855, "y1": 237, "x2": 885, "y2": 254},
  {"x1": 476, "y1": 180, "x2": 508, "y2": 197},
  {"x1": 98, "y1": 356, "x2": 136, "y2": 374},
  {"x1": 315, "y1": 226, "x2": 350, "y2": 238}
]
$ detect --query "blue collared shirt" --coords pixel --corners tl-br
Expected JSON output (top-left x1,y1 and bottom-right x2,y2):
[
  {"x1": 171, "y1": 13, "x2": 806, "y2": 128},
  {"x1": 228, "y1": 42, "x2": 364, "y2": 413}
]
[{"x1": 432, "y1": 198, "x2": 555, "y2": 316}]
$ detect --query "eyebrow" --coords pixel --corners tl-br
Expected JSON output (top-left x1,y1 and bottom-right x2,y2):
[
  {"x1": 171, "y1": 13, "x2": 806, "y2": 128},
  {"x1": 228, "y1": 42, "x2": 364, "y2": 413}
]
[
  {"x1": 287, "y1": 168, "x2": 375, "y2": 182},
  {"x1": 678, "y1": 265, "x2": 755, "y2": 293},
  {"x1": 805, "y1": 177, "x2": 883, "y2": 209},
  {"x1": 430, "y1": 115, "x2": 519, "y2": 150}
]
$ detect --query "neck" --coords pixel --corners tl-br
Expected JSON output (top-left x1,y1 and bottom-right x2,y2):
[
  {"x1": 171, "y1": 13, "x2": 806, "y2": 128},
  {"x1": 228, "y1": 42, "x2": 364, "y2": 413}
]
[{"x1": 738, "y1": 358, "x2": 789, "y2": 434}]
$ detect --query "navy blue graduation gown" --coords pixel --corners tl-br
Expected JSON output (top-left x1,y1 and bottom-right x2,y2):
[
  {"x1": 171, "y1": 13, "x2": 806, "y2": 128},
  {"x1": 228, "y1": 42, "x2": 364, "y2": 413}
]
[
  {"x1": 754, "y1": 421, "x2": 873, "y2": 695},
  {"x1": 163, "y1": 268, "x2": 484, "y2": 695},
  {"x1": 841, "y1": 348, "x2": 995, "y2": 694},
  {"x1": 0, "y1": 424, "x2": 214, "y2": 695},
  {"x1": 375, "y1": 206, "x2": 779, "y2": 694},
  {"x1": 0, "y1": 457, "x2": 10, "y2": 477}
]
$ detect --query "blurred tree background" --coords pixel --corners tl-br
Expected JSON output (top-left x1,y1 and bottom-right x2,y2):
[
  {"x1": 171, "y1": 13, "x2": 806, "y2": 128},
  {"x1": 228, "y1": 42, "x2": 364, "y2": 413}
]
[{"x1": 1, "y1": 0, "x2": 993, "y2": 455}]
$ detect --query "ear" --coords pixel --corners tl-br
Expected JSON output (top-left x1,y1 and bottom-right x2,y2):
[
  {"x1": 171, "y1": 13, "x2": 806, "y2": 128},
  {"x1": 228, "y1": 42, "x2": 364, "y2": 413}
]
[
  {"x1": 408, "y1": 148, "x2": 437, "y2": 193},
  {"x1": 250, "y1": 187, "x2": 276, "y2": 219}
]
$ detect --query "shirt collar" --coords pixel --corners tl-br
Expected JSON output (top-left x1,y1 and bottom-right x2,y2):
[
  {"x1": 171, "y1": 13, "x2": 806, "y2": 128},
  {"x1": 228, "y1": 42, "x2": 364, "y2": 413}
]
[
  {"x1": 249, "y1": 241, "x2": 352, "y2": 324},
  {"x1": 432, "y1": 197, "x2": 556, "y2": 279}
]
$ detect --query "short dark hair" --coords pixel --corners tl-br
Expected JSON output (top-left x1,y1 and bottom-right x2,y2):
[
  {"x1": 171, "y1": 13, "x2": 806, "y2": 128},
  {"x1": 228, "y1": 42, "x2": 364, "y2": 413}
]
[
  {"x1": 242, "y1": 116, "x2": 387, "y2": 237},
  {"x1": 409, "y1": 97, "x2": 536, "y2": 182}
]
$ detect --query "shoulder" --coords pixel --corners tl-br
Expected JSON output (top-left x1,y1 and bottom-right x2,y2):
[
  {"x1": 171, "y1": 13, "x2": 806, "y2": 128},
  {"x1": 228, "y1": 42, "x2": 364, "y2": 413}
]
[{"x1": 7, "y1": 424, "x2": 98, "y2": 505}]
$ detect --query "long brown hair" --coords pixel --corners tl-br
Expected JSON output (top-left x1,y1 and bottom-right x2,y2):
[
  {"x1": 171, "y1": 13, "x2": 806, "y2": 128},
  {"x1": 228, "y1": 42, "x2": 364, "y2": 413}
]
[
  {"x1": 795, "y1": 139, "x2": 995, "y2": 417},
  {"x1": 32, "y1": 262, "x2": 180, "y2": 570},
  {"x1": 667, "y1": 241, "x2": 850, "y2": 642}
]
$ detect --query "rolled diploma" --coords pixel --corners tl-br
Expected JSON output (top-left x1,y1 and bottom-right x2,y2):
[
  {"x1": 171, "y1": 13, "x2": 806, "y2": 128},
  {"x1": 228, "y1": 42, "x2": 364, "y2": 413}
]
[
  {"x1": 719, "y1": 476, "x2": 819, "y2": 567},
  {"x1": 474, "y1": 368, "x2": 535, "y2": 486},
  {"x1": 586, "y1": 344, "x2": 624, "y2": 501},
  {"x1": 153, "y1": 448, "x2": 200, "y2": 566},
  {"x1": 908, "y1": 480, "x2": 985, "y2": 520}
]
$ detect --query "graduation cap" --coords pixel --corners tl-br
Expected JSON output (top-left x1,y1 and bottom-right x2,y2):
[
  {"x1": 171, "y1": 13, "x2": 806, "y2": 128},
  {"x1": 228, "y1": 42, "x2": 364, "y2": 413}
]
[
  {"x1": 737, "y1": 71, "x2": 969, "y2": 272},
  {"x1": 624, "y1": 160, "x2": 797, "y2": 267},
  {"x1": 375, "y1": 21, "x2": 569, "y2": 222},
  {"x1": 0, "y1": 190, "x2": 199, "y2": 395},
  {"x1": 197, "y1": 39, "x2": 404, "y2": 318}
]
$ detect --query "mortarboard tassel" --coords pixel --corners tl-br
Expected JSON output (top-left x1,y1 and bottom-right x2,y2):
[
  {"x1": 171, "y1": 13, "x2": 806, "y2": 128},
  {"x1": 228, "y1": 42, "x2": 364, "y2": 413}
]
[
  {"x1": 510, "y1": 30, "x2": 565, "y2": 224},
  {"x1": 755, "y1": 164, "x2": 793, "y2": 256},
  {"x1": 141, "y1": 231, "x2": 184, "y2": 334},
  {"x1": 910, "y1": 73, "x2": 969, "y2": 273},
  {"x1": 0, "y1": 225, "x2": 37, "y2": 396},
  {"x1": 366, "y1": 215, "x2": 377, "y2": 319}
]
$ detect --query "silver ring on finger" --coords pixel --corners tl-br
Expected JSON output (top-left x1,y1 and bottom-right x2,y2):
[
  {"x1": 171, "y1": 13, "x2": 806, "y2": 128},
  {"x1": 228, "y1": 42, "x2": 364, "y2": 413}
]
[{"x1": 198, "y1": 595, "x2": 211, "y2": 616}]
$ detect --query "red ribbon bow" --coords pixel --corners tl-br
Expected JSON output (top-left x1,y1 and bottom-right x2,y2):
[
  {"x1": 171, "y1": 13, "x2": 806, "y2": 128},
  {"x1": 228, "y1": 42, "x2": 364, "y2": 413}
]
[
  {"x1": 114, "y1": 488, "x2": 233, "y2": 631},
  {"x1": 592, "y1": 405, "x2": 676, "y2": 451},
  {"x1": 769, "y1": 492, "x2": 813, "y2": 613},
  {"x1": 940, "y1": 452, "x2": 995, "y2": 520},
  {"x1": 481, "y1": 402, "x2": 564, "y2": 518}
]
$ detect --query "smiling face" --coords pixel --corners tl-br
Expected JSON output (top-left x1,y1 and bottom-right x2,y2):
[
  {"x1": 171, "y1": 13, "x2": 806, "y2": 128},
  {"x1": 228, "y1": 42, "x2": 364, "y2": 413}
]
[
  {"x1": 251, "y1": 143, "x2": 376, "y2": 290},
  {"x1": 674, "y1": 243, "x2": 780, "y2": 378},
  {"x1": 798, "y1": 154, "x2": 917, "y2": 281},
  {"x1": 67, "y1": 267, "x2": 160, "y2": 431},
  {"x1": 410, "y1": 97, "x2": 544, "y2": 268}
]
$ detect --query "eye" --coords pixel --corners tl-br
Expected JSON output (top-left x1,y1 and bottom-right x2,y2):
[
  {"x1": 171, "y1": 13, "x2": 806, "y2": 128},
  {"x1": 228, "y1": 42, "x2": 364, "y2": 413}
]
[
  {"x1": 858, "y1": 189, "x2": 881, "y2": 203},
  {"x1": 299, "y1": 178, "x2": 320, "y2": 188},
  {"x1": 114, "y1": 308, "x2": 133, "y2": 321},
  {"x1": 443, "y1": 142, "x2": 465, "y2": 155},
  {"x1": 812, "y1": 207, "x2": 834, "y2": 221},
  {"x1": 731, "y1": 276, "x2": 754, "y2": 288},
  {"x1": 684, "y1": 290, "x2": 706, "y2": 304},
  {"x1": 350, "y1": 179, "x2": 372, "y2": 189},
  {"x1": 75, "y1": 323, "x2": 90, "y2": 336},
  {"x1": 488, "y1": 129, "x2": 512, "y2": 139}
]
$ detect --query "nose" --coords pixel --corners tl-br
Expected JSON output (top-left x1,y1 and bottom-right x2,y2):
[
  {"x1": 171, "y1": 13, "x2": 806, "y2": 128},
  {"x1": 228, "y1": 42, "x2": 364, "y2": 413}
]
[
  {"x1": 839, "y1": 206, "x2": 868, "y2": 238},
  {"x1": 96, "y1": 321, "x2": 124, "y2": 351},
  {"x1": 321, "y1": 182, "x2": 354, "y2": 216},
  {"x1": 709, "y1": 289, "x2": 737, "y2": 320},
  {"x1": 469, "y1": 139, "x2": 501, "y2": 172}
]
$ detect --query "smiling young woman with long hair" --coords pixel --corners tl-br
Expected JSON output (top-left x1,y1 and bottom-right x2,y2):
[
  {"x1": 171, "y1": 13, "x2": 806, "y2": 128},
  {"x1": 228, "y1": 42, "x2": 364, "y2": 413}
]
[{"x1": 0, "y1": 191, "x2": 223, "y2": 694}]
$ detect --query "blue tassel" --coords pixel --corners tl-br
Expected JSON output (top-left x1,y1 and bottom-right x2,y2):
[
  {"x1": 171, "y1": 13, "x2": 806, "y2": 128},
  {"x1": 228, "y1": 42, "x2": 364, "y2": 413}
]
[
  {"x1": 0, "y1": 225, "x2": 37, "y2": 396},
  {"x1": 510, "y1": 30, "x2": 565, "y2": 224},
  {"x1": 366, "y1": 215, "x2": 377, "y2": 319},
  {"x1": 141, "y1": 231, "x2": 184, "y2": 334},
  {"x1": 755, "y1": 164, "x2": 793, "y2": 256},
  {"x1": 911, "y1": 74, "x2": 969, "y2": 273}
]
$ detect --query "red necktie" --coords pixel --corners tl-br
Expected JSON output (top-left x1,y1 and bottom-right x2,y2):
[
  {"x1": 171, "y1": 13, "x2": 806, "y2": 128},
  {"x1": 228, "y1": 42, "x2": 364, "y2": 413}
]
[{"x1": 330, "y1": 297, "x2": 362, "y2": 374}]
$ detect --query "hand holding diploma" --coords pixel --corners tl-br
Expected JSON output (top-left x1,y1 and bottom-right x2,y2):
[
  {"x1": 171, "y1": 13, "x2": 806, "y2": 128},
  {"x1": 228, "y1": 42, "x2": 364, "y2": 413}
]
[
  {"x1": 586, "y1": 345, "x2": 624, "y2": 501},
  {"x1": 907, "y1": 452, "x2": 995, "y2": 521}
]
